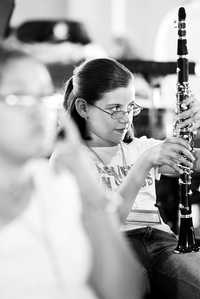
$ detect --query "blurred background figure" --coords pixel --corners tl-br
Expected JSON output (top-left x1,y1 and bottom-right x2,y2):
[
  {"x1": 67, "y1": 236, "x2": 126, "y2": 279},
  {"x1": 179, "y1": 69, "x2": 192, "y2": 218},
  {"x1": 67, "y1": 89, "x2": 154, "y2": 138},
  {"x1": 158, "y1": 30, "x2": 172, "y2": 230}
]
[
  {"x1": 5, "y1": 19, "x2": 107, "y2": 64},
  {"x1": 109, "y1": 35, "x2": 140, "y2": 60},
  {"x1": 4, "y1": 18, "x2": 107, "y2": 91},
  {"x1": 0, "y1": 43, "x2": 99, "y2": 299}
]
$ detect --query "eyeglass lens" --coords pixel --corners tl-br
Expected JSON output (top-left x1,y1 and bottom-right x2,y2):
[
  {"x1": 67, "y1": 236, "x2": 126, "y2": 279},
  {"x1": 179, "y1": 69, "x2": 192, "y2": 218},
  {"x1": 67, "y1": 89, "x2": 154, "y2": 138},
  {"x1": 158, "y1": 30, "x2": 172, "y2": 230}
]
[{"x1": 111, "y1": 107, "x2": 142, "y2": 119}]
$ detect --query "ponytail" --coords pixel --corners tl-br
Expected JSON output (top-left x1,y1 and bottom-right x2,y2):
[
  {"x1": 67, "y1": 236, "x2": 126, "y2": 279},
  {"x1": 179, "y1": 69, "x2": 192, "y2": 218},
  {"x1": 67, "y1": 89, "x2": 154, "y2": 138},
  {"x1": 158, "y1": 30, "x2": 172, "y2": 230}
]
[
  {"x1": 63, "y1": 76, "x2": 75, "y2": 111},
  {"x1": 63, "y1": 76, "x2": 91, "y2": 141}
]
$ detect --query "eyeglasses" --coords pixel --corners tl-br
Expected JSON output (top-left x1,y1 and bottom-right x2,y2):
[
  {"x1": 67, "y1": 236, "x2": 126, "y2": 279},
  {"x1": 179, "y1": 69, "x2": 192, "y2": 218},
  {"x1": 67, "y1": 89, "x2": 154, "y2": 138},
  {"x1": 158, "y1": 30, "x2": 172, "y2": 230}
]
[
  {"x1": 90, "y1": 102, "x2": 143, "y2": 120},
  {"x1": 0, "y1": 93, "x2": 63, "y2": 109}
]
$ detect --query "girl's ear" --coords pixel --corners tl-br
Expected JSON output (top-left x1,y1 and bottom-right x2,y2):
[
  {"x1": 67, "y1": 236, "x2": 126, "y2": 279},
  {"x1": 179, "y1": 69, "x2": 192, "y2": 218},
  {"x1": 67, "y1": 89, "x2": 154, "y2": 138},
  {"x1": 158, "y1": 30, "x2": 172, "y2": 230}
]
[{"x1": 75, "y1": 98, "x2": 89, "y2": 119}]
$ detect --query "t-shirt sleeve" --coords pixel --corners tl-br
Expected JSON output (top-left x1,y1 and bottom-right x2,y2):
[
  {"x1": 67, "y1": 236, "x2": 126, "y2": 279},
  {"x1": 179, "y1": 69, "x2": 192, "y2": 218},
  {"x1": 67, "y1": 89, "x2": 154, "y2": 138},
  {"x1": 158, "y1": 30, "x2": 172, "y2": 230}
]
[
  {"x1": 128, "y1": 136, "x2": 162, "y2": 155},
  {"x1": 127, "y1": 137, "x2": 163, "y2": 180}
]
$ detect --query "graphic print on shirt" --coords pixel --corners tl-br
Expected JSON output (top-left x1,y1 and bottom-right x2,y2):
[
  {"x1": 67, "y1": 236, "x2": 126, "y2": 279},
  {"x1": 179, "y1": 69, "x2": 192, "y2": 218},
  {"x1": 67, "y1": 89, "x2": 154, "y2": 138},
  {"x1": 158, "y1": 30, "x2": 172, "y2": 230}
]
[{"x1": 96, "y1": 163, "x2": 153, "y2": 190}]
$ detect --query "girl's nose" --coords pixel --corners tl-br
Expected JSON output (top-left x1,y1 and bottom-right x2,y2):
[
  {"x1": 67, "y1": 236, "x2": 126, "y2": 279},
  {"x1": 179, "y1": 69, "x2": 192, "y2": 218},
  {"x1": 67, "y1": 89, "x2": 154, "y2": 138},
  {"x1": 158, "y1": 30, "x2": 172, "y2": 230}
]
[{"x1": 118, "y1": 112, "x2": 130, "y2": 124}]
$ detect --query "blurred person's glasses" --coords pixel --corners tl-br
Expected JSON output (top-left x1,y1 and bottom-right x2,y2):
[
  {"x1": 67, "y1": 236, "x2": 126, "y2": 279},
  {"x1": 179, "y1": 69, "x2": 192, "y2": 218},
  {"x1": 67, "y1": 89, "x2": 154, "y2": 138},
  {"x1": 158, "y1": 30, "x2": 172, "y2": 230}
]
[
  {"x1": 0, "y1": 93, "x2": 65, "y2": 151},
  {"x1": 90, "y1": 102, "x2": 143, "y2": 120},
  {"x1": 0, "y1": 93, "x2": 63, "y2": 110}
]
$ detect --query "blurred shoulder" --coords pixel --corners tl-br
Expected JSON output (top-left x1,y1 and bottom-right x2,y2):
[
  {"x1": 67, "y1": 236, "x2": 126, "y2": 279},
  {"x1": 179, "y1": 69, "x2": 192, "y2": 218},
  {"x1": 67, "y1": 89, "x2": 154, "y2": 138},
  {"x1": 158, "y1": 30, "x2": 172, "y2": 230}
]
[{"x1": 26, "y1": 158, "x2": 80, "y2": 205}]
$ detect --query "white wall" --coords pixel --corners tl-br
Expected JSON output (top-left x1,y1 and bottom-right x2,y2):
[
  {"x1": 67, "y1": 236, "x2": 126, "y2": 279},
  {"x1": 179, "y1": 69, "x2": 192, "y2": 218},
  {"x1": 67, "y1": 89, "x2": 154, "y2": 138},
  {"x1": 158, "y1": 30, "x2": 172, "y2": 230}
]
[
  {"x1": 10, "y1": 0, "x2": 184, "y2": 59},
  {"x1": 66, "y1": 0, "x2": 112, "y2": 50},
  {"x1": 11, "y1": 0, "x2": 67, "y2": 25},
  {"x1": 66, "y1": 0, "x2": 182, "y2": 59},
  {"x1": 126, "y1": 0, "x2": 180, "y2": 60}
]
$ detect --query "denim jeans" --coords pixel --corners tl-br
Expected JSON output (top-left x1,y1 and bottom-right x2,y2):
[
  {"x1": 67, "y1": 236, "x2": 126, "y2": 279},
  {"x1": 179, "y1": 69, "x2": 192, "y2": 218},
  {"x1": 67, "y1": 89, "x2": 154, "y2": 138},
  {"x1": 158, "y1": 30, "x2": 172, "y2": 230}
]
[{"x1": 126, "y1": 227, "x2": 200, "y2": 299}]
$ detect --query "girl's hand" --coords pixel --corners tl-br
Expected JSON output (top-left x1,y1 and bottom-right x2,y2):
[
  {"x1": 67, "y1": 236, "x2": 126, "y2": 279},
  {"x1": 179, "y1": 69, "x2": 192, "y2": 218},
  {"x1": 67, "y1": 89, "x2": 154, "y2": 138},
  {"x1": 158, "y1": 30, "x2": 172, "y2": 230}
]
[
  {"x1": 148, "y1": 137, "x2": 195, "y2": 174},
  {"x1": 175, "y1": 95, "x2": 200, "y2": 131}
]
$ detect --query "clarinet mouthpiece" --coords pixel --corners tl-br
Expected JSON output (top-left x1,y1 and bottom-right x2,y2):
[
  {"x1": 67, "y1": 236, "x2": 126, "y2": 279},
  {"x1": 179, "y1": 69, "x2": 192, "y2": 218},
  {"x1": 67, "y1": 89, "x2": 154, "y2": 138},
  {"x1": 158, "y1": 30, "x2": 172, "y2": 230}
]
[{"x1": 178, "y1": 7, "x2": 186, "y2": 21}]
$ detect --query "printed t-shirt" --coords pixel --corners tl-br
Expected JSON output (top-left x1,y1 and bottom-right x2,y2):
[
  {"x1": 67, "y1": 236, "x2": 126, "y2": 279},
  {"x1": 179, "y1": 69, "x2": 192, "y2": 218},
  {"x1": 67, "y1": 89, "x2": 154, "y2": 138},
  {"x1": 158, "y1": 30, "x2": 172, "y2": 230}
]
[{"x1": 90, "y1": 137, "x2": 171, "y2": 233}]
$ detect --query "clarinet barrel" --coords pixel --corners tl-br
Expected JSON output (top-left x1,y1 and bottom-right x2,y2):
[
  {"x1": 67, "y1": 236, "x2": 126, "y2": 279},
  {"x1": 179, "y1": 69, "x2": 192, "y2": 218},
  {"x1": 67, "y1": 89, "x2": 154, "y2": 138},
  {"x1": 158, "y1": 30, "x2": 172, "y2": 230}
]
[{"x1": 174, "y1": 7, "x2": 199, "y2": 253}]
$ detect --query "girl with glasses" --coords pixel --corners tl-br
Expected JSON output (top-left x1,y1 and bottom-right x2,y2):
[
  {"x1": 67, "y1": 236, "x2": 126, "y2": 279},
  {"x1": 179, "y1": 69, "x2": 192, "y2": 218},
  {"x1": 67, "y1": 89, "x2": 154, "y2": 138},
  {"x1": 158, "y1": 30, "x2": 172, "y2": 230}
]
[{"x1": 52, "y1": 57, "x2": 200, "y2": 299}]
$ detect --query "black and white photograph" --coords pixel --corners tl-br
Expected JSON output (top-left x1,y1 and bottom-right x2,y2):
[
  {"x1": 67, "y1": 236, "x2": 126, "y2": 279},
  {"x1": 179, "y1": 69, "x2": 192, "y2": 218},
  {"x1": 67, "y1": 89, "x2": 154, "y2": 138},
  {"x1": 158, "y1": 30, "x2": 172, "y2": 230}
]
[{"x1": 0, "y1": 0, "x2": 200, "y2": 298}]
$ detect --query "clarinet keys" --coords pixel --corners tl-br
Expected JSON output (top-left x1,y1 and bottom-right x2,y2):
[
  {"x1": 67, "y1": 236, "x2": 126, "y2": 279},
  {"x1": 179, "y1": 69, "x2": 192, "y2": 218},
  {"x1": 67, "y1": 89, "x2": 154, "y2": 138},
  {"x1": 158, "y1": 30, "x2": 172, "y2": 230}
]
[{"x1": 174, "y1": 7, "x2": 200, "y2": 254}]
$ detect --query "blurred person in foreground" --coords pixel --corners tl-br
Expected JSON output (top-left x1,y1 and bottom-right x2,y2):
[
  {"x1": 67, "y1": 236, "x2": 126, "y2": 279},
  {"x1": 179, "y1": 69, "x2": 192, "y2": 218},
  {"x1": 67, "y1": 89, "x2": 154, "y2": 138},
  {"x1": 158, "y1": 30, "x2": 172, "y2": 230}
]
[
  {"x1": 0, "y1": 44, "x2": 96, "y2": 299},
  {"x1": 0, "y1": 44, "x2": 149, "y2": 299}
]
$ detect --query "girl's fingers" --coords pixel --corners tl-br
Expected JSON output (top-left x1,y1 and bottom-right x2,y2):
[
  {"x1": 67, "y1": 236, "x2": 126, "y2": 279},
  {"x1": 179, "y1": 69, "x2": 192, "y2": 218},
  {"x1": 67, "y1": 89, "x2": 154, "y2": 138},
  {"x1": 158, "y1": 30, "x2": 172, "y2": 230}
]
[
  {"x1": 176, "y1": 119, "x2": 192, "y2": 129},
  {"x1": 177, "y1": 156, "x2": 194, "y2": 168},
  {"x1": 176, "y1": 108, "x2": 196, "y2": 122},
  {"x1": 161, "y1": 143, "x2": 195, "y2": 163},
  {"x1": 182, "y1": 96, "x2": 195, "y2": 106},
  {"x1": 179, "y1": 108, "x2": 193, "y2": 119},
  {"x1": 167, "y1": 150, "x2": 194, "y2": 166},
  {"x1": 176, "y1": 110, "x2": 200, "y2": 130},
  {"x1": 165, "y1": 138, "x2": 191, "y2": 151},
  {"x1": 165, "y1": 159, "x2": 184, "y2": 174},
  {"x1": 179, "y1": 147, "x2": 195, "y2": 162},
  {"x1": 176, "y1": 98, "x2": 200, "y2": 130},
  {"x1": 163, "y1": 153, "x2": 193, "y2": 174},
  {"x1": 192, "y1": 119, "x2": 200, "y2": 130}
]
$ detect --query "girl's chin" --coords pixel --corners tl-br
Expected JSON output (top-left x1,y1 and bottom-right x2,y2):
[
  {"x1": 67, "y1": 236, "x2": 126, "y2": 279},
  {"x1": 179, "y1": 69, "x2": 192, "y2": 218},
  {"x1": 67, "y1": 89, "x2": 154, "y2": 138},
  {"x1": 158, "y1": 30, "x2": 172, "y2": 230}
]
[
  {"x1": 109, "y1": 136, "x2": 123, "y2": 145},
  {"x1": 114, "y1": 131, "x2": 126, "y2": 140}
]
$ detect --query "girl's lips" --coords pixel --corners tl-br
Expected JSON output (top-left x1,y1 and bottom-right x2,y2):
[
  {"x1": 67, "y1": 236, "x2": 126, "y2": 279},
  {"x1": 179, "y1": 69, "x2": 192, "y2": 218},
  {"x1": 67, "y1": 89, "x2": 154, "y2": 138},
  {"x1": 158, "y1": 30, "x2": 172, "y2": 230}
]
[{"x1": 114, "y1": 128, "x2": 127, "y2": 134}]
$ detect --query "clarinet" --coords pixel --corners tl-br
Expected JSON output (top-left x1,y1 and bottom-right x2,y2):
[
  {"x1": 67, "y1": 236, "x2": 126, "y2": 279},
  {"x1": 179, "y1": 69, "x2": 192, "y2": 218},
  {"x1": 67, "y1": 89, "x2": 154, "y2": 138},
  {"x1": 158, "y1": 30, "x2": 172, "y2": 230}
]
[{"x1": 174, "y1": 7, "x2": 199, "y2": 253}]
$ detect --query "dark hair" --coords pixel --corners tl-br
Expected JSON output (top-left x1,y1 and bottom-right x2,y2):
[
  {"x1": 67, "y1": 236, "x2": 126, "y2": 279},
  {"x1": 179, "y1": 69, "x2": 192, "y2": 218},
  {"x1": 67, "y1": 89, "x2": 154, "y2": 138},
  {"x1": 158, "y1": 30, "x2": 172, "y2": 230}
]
[{"x1": 64, "y1": 58, "x2": 134, "y2": 141}]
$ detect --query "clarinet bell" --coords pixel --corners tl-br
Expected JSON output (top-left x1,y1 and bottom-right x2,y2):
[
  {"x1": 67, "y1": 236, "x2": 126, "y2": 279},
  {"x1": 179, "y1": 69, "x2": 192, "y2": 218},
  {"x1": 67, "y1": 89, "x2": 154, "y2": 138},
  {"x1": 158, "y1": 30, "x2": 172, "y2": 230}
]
[{"x1": 174, "y1": 216, "x2": 199, "y2": 253}]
